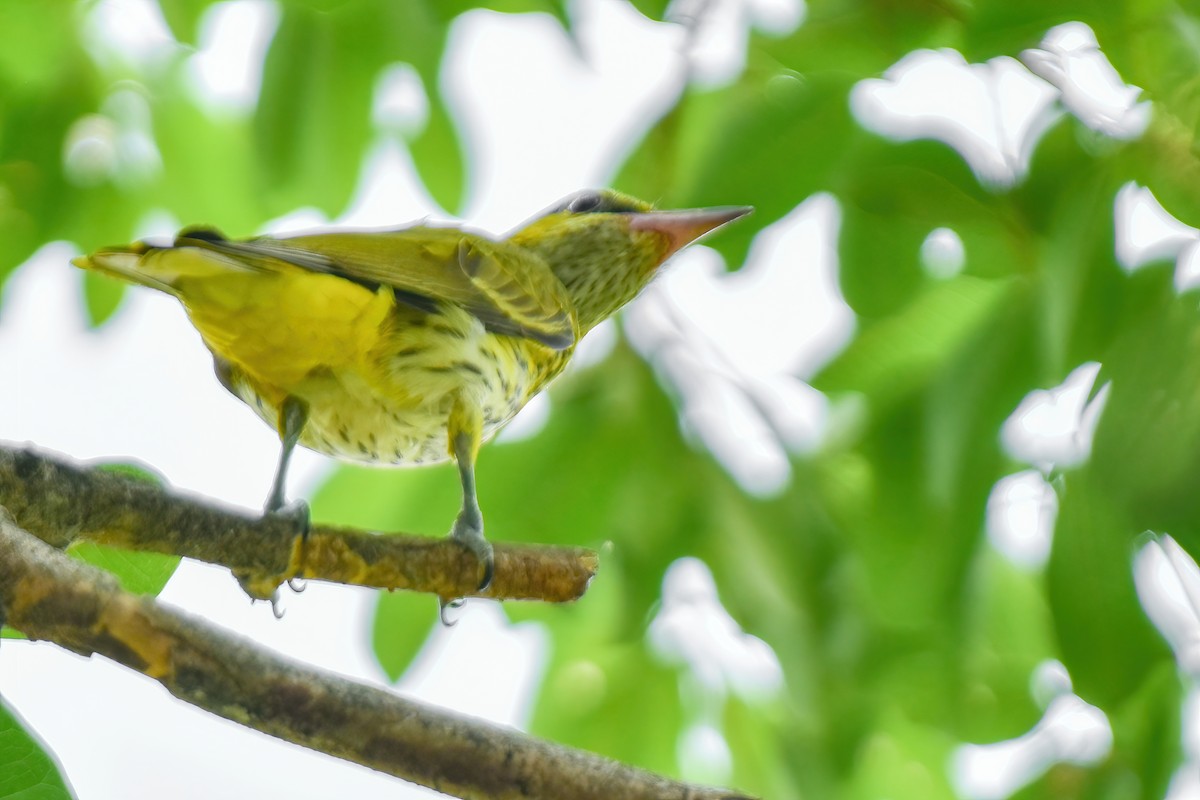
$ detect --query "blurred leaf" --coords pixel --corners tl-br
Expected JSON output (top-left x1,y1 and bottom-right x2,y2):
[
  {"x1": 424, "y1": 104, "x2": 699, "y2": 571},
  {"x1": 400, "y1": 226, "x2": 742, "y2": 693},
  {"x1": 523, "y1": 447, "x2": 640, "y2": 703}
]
[
  {"x1": 1048, "y1": 474, "x2": 1171, "y2": 708},
  {"x1": 814, "y1": 275, "x2": 1012, "y2": 411},
  {"x1": 724, "y1": 696, "x2": 801, "y2": 800},
  {"x1": 624, "y1": 0, "x2": 671, "y2": 22},
  {"x1": 372, "y1": 590, "x2": 436, "y2": 683},
  {"x1": 845, "y1": 706, "x2": 958, "y2": 800},
  {"x1": 254, "y1": 4, "x2": 376, "y2": 215},
  {"x1": 65, "y1": 542, "x2": 180, "y2": 596},
  {"x1": 0, "y1": 698, "x2": 73, "y2": 800},
  {"x1": 1, "y1": 627, "x2": 25, "y2": 640},
  {"x1": 407, "y1": 99, "x2": 465, "y2": 215},
  {"x1": 0, "y1": 1, "x2": 77, "y2": 94},
  {"x1": 618, "y1": 67, "x2": 859, "y2": 267},
  {"x1": 95, "y1": 460, "x2": 167, "y2": 486},
  {"x1": 959, "y1": 551, "x2": 1055, "y2": 742},
  {"x1": 81, "y1": 271, "x2": 126, "y2": 328},
  {"x1": 435, "y1": 0, "x2": 570, "y2": 28},
  {"x1": 151, "y1": 99, "x2": 263, "y2": 232},
  {"x1": 383, "y1": 3, "x2": 466, "y2": 213},
  {"x1": 158, "y1": 0, "x2": 219, "y2": 44},
  {"x1": 1105, "y1": 663, "x2": 1184, "y2": 800}
]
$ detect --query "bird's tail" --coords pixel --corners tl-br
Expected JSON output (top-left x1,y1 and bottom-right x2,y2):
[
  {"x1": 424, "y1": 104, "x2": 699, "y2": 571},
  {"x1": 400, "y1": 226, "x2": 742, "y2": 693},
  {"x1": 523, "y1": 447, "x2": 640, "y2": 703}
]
[{"x1": 72, "y1": 229, "x2": 251, "y2": 295}]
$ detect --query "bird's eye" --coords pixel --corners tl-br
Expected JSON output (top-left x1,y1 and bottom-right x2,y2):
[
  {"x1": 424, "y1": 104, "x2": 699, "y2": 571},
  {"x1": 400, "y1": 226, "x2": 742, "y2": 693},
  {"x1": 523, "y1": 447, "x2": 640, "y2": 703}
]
[{"x1": 568, "y1": 192, "x2": 604, "y2": 213}]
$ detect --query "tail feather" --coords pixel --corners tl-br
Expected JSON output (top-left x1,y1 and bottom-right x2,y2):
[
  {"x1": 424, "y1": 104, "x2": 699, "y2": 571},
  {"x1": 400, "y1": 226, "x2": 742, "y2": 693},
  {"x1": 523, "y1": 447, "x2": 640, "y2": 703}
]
[{"x1": 73, "y1": 236, "x2": 257, "y2": 295}]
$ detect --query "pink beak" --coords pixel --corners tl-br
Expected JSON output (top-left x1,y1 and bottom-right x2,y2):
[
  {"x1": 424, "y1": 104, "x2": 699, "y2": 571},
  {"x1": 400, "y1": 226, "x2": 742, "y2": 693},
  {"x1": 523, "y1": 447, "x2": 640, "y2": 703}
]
[{"x1": 628, "y1": 206, "x2": 754, "y2": 262}]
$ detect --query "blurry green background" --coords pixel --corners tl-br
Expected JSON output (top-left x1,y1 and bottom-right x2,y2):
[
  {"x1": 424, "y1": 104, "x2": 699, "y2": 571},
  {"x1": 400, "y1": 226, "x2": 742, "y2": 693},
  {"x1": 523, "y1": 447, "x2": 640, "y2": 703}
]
[{"x1": 2, "y1": 0, "x2": 1199, "y2": 799}]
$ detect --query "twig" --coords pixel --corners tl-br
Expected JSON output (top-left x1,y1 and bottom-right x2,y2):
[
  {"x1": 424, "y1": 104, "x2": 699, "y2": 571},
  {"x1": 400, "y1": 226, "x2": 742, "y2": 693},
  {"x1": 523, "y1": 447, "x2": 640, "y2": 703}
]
[
  {"x1": 0, "y1": 443, "x2": 596, "y2": 603},
  {"x1": 0, "y1": 508, "x2": 752, "y2": 800}
]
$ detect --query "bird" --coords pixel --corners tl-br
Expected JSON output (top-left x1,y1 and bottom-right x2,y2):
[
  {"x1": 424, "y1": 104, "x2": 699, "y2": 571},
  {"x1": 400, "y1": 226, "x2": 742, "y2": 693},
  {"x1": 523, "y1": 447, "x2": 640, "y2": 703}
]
[{"x1": 73, "y1": 189, "x2": 752, "y2": 599}]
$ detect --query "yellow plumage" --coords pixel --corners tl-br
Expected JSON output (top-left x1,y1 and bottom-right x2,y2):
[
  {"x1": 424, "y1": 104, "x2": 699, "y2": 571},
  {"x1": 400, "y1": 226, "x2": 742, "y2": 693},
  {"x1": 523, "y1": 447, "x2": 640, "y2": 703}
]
[{"x1": 74, "y1": 190, "x2": 751, "y2": 594}]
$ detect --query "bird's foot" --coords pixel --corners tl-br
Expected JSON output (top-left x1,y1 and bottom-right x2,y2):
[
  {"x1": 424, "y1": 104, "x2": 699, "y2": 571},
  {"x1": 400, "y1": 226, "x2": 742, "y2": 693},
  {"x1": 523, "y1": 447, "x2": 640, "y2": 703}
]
[
  {"x1": 265, "y1": 499, "x2": 310, "y2": 605},
  {"x1": 449, "y1": 514, "x2": 494, "y2": 592},
  {"x1": 265, "y1": 498, "x2": 311, "y2": 539}
]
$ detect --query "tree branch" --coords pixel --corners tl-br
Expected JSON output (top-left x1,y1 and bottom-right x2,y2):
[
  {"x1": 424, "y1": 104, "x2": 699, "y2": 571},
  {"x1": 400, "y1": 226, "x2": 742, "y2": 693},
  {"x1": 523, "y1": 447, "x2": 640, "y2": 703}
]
[
  {"x1": 0, "y1": 508, "x2": 752, "y2": 800},
  {"x1": 0, "y1": 443, "x2": 595, "y2": 603}
]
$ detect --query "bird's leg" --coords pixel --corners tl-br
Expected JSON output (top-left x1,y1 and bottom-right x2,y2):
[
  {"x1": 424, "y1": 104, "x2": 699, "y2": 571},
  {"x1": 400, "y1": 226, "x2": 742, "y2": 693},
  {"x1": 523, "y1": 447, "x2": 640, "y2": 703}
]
[
  {"x1": 266, "y1": 396, "x2": 311, "y2": 606},
  {"x1": 447, "y1": 399, "x2": 493, "y2": 592},
  {"x1": 266, "y1": 395, "x2": 310, "y2": 520}
]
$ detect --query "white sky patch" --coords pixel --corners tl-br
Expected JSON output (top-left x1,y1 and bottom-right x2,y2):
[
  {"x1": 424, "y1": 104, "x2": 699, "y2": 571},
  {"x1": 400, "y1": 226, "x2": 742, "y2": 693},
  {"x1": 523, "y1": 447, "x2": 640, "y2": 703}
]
[
  {"x1": 133, "y1": 208, "x2": 182, "y2": 241},
  {"x1": 985, "y1": 470, "x2": 1057, "y2": 570},
  {"x1": 1166, "y1": 688, "x2": 1200, "y2": 800},
  {"x1": 63, "y1": 86, "x2": 162, "y2": 189},
  {"x1": 951, "y1": 660, "x2": 1112, "y2": 800},
  {"x1": 1133, "y1": 536, "x2": 1200, "y2": 800},
  {"x1": 1134, "y1": 535, "x2": 1200, "y2": 675},
  {"x1": 1001, "y1": 361, "x2": 1109, "y2": 471},
  {"x1": 1022, "y1": 21, "x2": 1151, "y2": 140},
  {"x1": 920, "y1": 227, "x2": 965, "y2": 279},
  {"x1": 851, "y1": 49, "x2": 1061, "y2": 188},
  {"x1": 668, "y1": 0, "x2": 805, "y2": 87},
  {"x1": 649, "y1": 558, "x2": 784, "y2": 701},
  {"x1": 627, "y1": 194, "x2": 852, "y2": 495},
  {"x1": 80, "y1": 0, "x2": 177, "y2": 72},
  {"x1": 62, "y1": 113, "x2": 120, "y2": 186},
  {"x1": 337, "y1": 138, "x2": 449, "y2": 227},
  {"x1": 445, "y1": 0, "x2": 685, "y2": 230},
  {"x1": 1113, "y1": 182, "x2": 1200, "y2": 293},
  {"x1": 259, "y1": 206, "x2": 330, "y2": 235},
  {"x1": 397, "y1": 602, "x2": 547, "y2": 726},
  {"x1": 649, "y1": 557, "x2": 782, "y2": 784},
  {"x1": 372, "y1": 62, "x2": 430, "y2": 136},
  {"x1": 677, "y1": 722, "x2": 734, "y2": 787},
  {"x1": 187, "y1": 0, "x2": 281, "y2": 113}
]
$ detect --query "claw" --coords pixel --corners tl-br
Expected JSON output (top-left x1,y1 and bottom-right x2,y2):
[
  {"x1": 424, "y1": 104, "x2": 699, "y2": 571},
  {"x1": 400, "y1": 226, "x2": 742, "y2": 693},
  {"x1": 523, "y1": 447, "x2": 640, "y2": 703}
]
[
  {"x1": 287, "y1": 576, "x2": 308, "y2": 593},
  {"x1": 269, "y1": 589, "x2": 286, "y2": 619},
  {"x1": 438, "y1": 596, "x2": 466, "y2": 627}
]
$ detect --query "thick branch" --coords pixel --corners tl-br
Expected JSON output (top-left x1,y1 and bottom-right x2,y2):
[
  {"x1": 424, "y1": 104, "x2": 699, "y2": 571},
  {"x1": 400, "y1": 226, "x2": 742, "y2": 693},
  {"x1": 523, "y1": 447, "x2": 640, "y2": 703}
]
[
  {"x1": 0, "y1": 509, "x2": 751, "y2": 800},
  {"x1": 0, "y1": 443, "x2": 595, "y2": 602}
]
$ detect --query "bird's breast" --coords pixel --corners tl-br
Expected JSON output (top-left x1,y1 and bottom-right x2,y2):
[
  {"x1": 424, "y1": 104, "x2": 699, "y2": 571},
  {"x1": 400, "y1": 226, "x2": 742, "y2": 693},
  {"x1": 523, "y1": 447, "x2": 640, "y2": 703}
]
[{"x1": 225, "y1": 305, "x2": 573, "y2": 466}]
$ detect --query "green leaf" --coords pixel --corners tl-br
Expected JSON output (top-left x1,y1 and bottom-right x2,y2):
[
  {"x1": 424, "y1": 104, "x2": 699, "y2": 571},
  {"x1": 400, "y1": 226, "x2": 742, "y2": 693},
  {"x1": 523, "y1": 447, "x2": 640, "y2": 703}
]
[
  {"x1": 617, "y1": 66, "x2": 859, "y2": 267},
  {"x1": 0, "y1": 2, "x2": 77, "y2": 95},
  {"x1": 81, "y1": 272, "x2": 127, "y2": 328},
  {"x1": 625, "y1": 0, "x2": 671, "y2": 21},
  {"x1": 1, "y1": 627, "x2": 25, "y2": 640},
  {"x1": 1048, "y1": 475, "x2": 1171, "y2": 708},
  {"x1": 959, "y1": 551, "x2": 1055, "y2": 742},
  {"x1": 65, "y1": 542, "x2": 180, "y2": 596},
  {"x1": 845, "y1": 706, "x2": 958, "y2": 800},
  {"x1": 95, "y1": 460, "x2": 167, "y2": 486},
  {"x1": 814, "y1": 275, "x2": 1012, "y2": 411},
  {"x1": 157, "y1": 0, "x2": 218, "y2": 44},
  {"x1": 0, "y1": 698, "x2": 73, "y2": 800},
  {"x1": 254, "y1": 4, "x2": 379, "y2": 215},
  {"x1": 1106, "y1": 663, "x2": 1184, "y2": 800},
  {"x1": 372, "y1": 591, "x2": 437, "y2": 683}
]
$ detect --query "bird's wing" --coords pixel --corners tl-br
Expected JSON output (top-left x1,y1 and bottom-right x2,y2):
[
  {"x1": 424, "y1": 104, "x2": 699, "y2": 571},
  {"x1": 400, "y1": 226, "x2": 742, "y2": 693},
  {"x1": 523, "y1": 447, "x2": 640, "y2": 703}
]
[{"x1": 175, "y1": 226, "x2": 577, "y2": 350}]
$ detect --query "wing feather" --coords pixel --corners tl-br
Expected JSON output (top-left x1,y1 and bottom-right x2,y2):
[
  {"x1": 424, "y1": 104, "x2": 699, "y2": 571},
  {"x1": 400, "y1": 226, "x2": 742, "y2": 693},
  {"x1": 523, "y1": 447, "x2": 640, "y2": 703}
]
[{"x1": 175, "y1": 226, "x2": 577, "y2": 350}]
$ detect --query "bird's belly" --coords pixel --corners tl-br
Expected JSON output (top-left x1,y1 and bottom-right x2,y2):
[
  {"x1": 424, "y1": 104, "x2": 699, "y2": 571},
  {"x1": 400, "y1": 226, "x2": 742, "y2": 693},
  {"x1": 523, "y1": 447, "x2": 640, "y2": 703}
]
[
  {"x1": 238, "y1": 340, "x2": 543, "y2": 467},
  {"x1": 210, "y1": 297, "x2": 570, "y2": 467}
]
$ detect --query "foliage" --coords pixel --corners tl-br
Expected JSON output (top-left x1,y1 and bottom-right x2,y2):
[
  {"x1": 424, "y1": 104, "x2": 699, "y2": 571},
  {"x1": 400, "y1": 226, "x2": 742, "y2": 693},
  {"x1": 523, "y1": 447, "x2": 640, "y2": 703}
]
[{"x1": 2, "y1": 0, "x2": 1197, "y2": 798}]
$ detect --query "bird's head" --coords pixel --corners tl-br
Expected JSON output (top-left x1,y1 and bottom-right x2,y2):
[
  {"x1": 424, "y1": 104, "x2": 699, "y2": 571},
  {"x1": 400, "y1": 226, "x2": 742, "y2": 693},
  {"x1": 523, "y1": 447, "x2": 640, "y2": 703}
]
[{"x1": 508, "y1": 189, "x2": 752, "y2": 334}]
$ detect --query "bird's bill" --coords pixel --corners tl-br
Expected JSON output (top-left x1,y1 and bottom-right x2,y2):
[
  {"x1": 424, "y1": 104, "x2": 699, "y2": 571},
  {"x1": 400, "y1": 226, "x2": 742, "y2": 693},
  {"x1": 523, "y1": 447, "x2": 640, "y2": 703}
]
[{"x1": 628, "y1": 206, "x2": 754, "y2": 263}]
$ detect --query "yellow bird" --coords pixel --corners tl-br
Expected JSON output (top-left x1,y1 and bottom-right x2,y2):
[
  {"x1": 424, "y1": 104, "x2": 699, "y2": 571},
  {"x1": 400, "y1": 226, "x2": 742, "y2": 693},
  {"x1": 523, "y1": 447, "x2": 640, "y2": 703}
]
[{"x1": 74, "y1": 190, "x2": 751, "y2": 593}]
